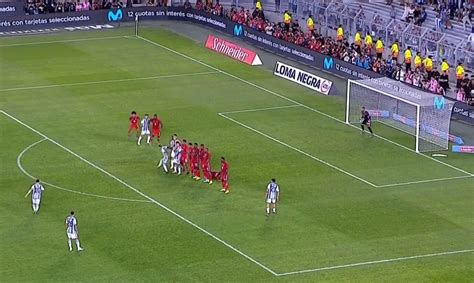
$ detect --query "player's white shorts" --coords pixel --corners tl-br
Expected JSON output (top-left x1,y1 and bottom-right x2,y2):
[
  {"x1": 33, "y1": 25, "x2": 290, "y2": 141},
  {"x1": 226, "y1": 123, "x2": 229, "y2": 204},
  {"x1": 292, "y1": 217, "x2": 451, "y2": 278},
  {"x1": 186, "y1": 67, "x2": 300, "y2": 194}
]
[
  {"x1": 67, "y1": 232, "x2": 78, "y2": 240},
  {"x1": 141, "y1": 130, "x2": 150, "y2": 136},
  {"x1": 32, "y1": 198, "x2": 41, "y2": 205},
  {"x1": 266, "y1": 198, "x2": 277, "y2": 204}
]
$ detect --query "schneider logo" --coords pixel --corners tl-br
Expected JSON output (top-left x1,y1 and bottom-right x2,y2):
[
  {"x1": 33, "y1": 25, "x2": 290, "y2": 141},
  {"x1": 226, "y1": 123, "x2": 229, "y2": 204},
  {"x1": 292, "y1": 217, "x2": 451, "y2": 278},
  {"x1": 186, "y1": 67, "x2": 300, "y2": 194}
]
[
  {"x1": 233, "y1": 24, "x2": 243, "y2": 37},
  {"x1": 108, "y1": 8, "x2": 123, "y2": 22},
  {"x1": 323, "y1": 57, "x2": 333, "y2": 70},
  {"x1": 433, "y1": 96, "x2": 446, "y2": 110}
]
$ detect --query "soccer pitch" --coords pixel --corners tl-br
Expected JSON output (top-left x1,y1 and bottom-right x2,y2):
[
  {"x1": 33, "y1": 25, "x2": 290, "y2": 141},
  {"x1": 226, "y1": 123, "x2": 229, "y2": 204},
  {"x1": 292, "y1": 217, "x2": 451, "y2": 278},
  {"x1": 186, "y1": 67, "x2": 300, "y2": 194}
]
[{"x1": 0, "y1": 26, "x2": 473, "y2": 281}]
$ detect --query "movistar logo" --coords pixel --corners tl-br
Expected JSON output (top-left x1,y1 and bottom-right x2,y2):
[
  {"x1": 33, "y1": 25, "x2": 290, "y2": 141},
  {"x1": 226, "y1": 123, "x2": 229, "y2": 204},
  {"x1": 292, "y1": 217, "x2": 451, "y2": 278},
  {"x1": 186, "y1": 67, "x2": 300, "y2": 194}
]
[
  {"x1": 323, "y1": 57, "x2": 333, "y2": 70},
  {"x1": 434, "y1": 96, "x2": 446, "y2": 110},
  {"x1": 108, "y1": 8, "x2": 123, "y2": 22},
  {"x1": 233, "y1": 24, "x2": 243, "y2": 37}
]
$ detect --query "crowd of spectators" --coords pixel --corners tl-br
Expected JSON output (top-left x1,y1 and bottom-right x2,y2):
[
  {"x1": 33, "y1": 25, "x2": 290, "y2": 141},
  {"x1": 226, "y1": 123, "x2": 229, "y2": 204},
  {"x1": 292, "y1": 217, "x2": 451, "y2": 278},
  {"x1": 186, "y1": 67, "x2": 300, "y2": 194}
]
[
  {"x1": 188, "y1": 0, "x2": 223, "y2": 16},
  {"x1": 391, "y1": 0, "x2": 472, "y2": 31},
  {"x1": 190, "y1": 0, "x2": 472, "y2": 104},
  {"x1": 24, "y1": 0, "x2": 124, "y2": 14}
]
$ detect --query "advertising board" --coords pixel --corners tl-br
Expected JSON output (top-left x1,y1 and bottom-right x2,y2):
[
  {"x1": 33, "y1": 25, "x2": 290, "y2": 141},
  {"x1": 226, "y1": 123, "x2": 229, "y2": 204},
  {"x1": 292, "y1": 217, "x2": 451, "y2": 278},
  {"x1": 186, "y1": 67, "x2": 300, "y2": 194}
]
[
  {"x1": 205, "y1": 34, "x2": 262, "y2": 66},
  {"x1": 273, "y1": 61, "x2": 332, "y2": 95},
  {"x1": 452, "y1": 146, "x2": 474, "y2": 153},
  {"x1": 451, "y1": 102, "x2": 474, "y2": 126}
]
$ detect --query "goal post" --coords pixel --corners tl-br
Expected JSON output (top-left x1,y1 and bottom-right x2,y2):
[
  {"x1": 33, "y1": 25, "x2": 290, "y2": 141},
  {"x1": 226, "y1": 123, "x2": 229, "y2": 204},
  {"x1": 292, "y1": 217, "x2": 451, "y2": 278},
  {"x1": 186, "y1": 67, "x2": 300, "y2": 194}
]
[
  {"x1": 135, "y1": 14, "x2": 139, "y2": 37},
  {"x1": 346, "y1": 78, "x2": 454, "y2": 153}
]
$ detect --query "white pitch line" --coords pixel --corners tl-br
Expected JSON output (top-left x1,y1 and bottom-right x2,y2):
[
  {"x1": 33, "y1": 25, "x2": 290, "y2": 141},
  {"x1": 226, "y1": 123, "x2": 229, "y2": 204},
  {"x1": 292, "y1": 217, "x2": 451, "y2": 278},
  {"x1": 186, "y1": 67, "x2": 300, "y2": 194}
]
[
  {"x1": 0, "y1": 35, "x2": 127, "y2": 47},
  {"x1": 377, "y1": 175, "x2": 474, "y2": 188},
  {"x1": 0, "y1": 71, "x2": 219, "y2": 92},
  {"x1": 276, "y1": 249, "x2": 474, "y2": 276},
  {"x1": 219, "y1": 113, "x2": 378, "y2": 188},
  {"x1": 1, "y1": 110, "x2": 278, "y2": 276},
  {"x1": 134, "y1": 35, "x2": 473, "y2": 178},
  {"x1": 221, "y1": 106, "x2": 471, "y2": 188},
  {"x1": 16, "y1": 138, "x2": 152, "y2": 203},
  {"x1": 219, "y1": 105, "x2": 302, "y2": 115}
]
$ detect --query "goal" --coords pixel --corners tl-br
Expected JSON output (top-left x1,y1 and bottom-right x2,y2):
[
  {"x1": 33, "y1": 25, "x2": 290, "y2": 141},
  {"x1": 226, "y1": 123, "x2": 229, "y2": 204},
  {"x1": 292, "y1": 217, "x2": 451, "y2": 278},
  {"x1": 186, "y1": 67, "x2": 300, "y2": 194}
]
[{"x1": 345, "y1": 78, "x2": 454, "y2": 153}]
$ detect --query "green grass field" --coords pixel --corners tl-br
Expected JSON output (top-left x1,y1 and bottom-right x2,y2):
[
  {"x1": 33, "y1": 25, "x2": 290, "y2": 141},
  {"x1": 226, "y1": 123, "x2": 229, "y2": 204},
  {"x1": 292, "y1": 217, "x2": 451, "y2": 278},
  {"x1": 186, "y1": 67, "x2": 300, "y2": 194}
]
[{"x1": 0, "y1": 26, "x2": 473, "y2": 282}]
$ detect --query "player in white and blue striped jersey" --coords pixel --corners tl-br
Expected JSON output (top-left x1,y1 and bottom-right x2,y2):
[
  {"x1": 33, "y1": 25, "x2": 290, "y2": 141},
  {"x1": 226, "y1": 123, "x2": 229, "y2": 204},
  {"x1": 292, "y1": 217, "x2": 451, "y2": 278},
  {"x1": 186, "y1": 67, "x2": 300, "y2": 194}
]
[
  {"x1": 137, "y1": 114, "x2": 151, "y2": 145},
  {"x1": 169, "y1": 134, "x2": 178, "y2": 148},
  {"x1": 158, "y1": 145, "x2": 170, "y2": 173},
  {"x1": 25, "y1": 179, "x2": 44, "y2": 214},
  {"x1": 65, "y1": 211, "x2": 84, "y2": 252},
  {"x1": 265, "y1": 179, "x2": 280, "y2": 216},
  {"x1": 172, "y1": 141, "x2": 183, "y2": 175}
]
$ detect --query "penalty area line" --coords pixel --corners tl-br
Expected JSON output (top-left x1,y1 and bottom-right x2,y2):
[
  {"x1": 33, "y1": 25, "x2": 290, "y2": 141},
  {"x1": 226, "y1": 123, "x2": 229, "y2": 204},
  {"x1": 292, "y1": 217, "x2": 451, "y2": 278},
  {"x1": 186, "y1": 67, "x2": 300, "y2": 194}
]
[
  {"x1": 377, "y1": 175, "x2": 474, "y2": 188},
  {"x1": 218, "y1": 113, "x2": 378, "y2": 188},
  {"x1": 0, "y1": 110, "x2": 278, "y2": 277},
  {"x1": 0, "y1": 71, "x2": 219, "y2": 92},
  {"x1": 219, "y1": 105, "x2": 302, "y2": 115},
  {"x1": 276, "y1": 249, "x2": 474, "y2": 276}
]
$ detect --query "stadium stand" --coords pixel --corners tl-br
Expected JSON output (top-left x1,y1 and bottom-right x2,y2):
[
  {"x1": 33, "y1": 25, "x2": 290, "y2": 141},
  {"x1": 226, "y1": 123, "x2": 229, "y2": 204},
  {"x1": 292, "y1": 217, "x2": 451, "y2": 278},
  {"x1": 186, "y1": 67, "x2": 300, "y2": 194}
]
[{"x1": 213, "y1": 0, "x2": 473, "y2": 103}]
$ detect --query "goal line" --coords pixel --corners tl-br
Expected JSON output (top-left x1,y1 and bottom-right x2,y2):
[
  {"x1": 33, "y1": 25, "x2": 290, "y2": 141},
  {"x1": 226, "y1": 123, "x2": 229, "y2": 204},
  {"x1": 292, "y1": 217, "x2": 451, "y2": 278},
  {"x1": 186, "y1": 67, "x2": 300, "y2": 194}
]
[{"x1": 219, "y1": 106, "x2": 472, "y2": 188}]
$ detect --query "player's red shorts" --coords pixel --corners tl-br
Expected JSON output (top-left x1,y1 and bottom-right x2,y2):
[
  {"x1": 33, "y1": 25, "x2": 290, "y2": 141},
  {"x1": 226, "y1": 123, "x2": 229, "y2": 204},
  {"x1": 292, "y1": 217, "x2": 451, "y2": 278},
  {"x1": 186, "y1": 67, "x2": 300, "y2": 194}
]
[
  {"x1": 210, "y1": 171, "x2": 220, "y2": 180},
  {"x1": 152, "y1": 128, "x2": 160, "y2": 137},
  {"x1": 221, "y1": 174, "x2": 228, "y2": 183},
  {"x1": 129, "y1": 124, "x2": 139, "y2": 130},
  {"x1": 180, "y1": 156, "x2": 187, "y2": 166}
]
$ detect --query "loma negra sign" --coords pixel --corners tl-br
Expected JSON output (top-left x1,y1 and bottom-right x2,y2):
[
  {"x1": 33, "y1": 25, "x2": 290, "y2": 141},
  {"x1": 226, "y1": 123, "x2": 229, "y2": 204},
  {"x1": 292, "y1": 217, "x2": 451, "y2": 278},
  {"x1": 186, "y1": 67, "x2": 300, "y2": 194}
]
[{"x1": 274, "y1": 61, "x2": 333, "y2": 95}]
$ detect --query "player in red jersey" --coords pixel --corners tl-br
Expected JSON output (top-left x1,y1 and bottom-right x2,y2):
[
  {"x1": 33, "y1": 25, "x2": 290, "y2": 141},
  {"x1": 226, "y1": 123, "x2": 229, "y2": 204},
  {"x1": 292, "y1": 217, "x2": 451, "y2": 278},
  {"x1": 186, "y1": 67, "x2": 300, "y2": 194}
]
[
  {"x1": 149, "y1": 114, "x2": 162, "y2": 144},
  {"x1": 180, "y1": 139, "x2": 189, "y2": 175},
  {"x1": 206, "y1": 147, "x2": 213, "y2": 184},
  {"x1": 199, "y1": 144, "x2": 205, "y2": 169},
  {"x1": 192, "y1": 143, "x2": 201, "y2": 181},
  {"x1": 187, "y1": 142, "x2": 194, "y2": 176},
  {"x1": 219, "y1": 157, "x2": 229, "y2": 194},
  {"x1": 128, "y1": 111, "x2": 140, "y2": 139},
  {"x1": 201, "y1": 146, "x2": 212, "y2": 184}
]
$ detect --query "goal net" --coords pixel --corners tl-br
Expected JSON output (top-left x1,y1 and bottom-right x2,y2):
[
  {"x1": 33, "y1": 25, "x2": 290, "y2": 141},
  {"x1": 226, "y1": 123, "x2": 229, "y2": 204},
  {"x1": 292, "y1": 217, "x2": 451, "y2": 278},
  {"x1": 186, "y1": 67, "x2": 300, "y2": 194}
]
[{"x1": 346, "y1": 78, "x2": 454, "y2": 153}]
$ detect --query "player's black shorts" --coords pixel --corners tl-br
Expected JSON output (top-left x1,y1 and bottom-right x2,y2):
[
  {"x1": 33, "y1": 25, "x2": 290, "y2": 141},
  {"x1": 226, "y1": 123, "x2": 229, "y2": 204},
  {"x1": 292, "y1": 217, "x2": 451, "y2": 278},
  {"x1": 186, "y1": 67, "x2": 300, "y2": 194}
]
[{"x1": 362, "y1": 119, "x2": 371, "y2": 126}]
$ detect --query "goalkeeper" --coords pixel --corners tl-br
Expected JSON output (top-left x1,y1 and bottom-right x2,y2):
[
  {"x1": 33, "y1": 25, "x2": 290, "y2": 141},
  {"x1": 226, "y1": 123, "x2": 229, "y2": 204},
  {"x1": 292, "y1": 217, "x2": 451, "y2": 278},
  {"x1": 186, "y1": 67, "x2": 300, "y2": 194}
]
[{"x1": 360, "y1": 106, "x2": 373, "y2": 135}]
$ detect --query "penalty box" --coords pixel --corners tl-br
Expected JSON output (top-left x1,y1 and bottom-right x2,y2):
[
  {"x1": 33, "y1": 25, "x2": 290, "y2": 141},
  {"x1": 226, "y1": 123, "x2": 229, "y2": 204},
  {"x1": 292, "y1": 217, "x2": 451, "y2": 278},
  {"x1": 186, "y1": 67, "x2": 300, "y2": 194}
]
[{"x1": 218, "y1": 105, "x2": 473, "y2": 189}]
